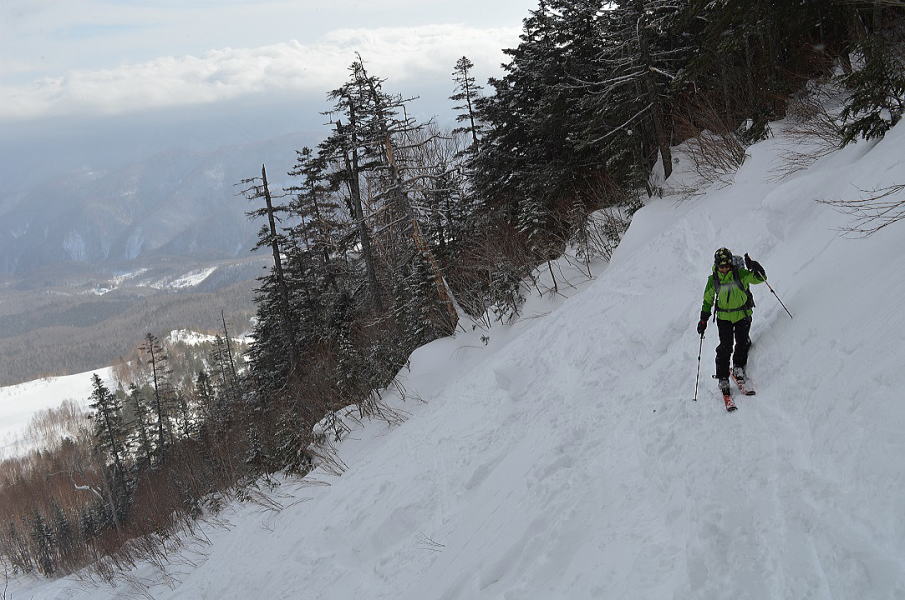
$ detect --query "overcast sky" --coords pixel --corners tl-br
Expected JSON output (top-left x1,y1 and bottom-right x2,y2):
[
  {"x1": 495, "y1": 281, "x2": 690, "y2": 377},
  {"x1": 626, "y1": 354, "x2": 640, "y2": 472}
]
[{"x1": 0, "y1": 0, "x2": 536, "y2": 185}]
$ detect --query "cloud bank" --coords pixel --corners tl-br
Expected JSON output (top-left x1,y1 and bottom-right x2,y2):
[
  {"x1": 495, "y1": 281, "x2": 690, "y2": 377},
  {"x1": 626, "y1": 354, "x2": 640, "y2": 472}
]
[{"x1": 0, "y1": 24, "x2": 517, "y2": 121}]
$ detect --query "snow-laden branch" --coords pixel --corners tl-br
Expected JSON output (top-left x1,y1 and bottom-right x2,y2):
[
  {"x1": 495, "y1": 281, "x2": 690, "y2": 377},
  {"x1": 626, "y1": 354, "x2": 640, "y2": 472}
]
[{"x1": 583, "y1": 103, "x2": 653, "y2": 146}]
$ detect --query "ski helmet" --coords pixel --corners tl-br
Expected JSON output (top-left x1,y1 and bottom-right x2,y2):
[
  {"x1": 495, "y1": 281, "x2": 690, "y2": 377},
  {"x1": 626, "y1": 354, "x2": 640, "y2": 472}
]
[{"x1": 714, "y1": 247, "x2": 733, "y2": 267}]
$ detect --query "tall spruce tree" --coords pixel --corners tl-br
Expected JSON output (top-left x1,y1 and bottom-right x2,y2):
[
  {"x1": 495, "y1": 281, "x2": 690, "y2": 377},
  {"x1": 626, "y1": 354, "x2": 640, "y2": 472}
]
[
  {"x1": 323, "y1": 66, "x2": 385, "y2": 312},
  {"x1": 245, "y1": 165, "x2": 300, "y2": 367},
  {"x1": 127, "y1": 383, "x2": 155, "y2": 469},
  {"x1": 450, "y1": 56, "x2": 484, "y2": 154},
  {"x1": 88, "y1": 374, "x2": 128, "y2": 496},
  {"x1": 139, "y1": 333, "x2": 172, "y2": 460}
]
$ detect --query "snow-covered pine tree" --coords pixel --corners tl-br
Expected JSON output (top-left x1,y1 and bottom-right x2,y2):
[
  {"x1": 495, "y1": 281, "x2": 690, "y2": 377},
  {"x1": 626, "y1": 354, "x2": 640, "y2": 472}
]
[
  {"x1": 474, "y1": 1, "x2": 560, "y2": 227},
  {"x1": 392, "y1": 250, "x2": 443, "y2": 351},
  {"x1": 282, "y1": 145, "x2": 352, "y2": 352},
  {"x1": 286, "y1": 146, "x2": 346, "y2": 291},
  {"x1": 573, "y1": 0, "x2": 694, "y2": 184},
  {"x1": 243, "y1": 164, "x2": 300, "y2": 389},
  {"x1": 322, "y1": 65, "x2": 386, "y2": 312},
  {"x1": 474, "y1": 1, "x2": 613, "y2": 250}
]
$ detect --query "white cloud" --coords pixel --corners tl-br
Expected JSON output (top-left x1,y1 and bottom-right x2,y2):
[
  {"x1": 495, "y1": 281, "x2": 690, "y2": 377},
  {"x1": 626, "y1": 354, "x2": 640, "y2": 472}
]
[
  {"x1": 0, "y1": 58, "x2": 39, "y2": 75},
  {"x1": 0, "y1": 24, "x2": 517, "y2": 120}
]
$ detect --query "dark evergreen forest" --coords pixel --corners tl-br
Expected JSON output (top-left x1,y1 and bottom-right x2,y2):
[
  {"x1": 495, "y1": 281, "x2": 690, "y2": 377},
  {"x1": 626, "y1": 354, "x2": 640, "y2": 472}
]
[{"x1": 2, "y1": 0, "x2": 903, "y2": 579}]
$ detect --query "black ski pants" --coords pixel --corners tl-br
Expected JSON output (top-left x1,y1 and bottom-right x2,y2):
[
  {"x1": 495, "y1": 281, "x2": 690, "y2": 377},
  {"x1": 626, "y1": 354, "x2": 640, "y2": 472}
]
[{"x1": 715, "y1": 316, "x2": 751, "y2": 378}]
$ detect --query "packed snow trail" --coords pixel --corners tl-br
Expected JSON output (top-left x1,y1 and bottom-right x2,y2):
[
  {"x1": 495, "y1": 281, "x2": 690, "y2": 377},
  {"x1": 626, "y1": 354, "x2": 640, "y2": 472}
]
[{"x1": 9, "y1": 121, "x2": 905, "y2": 599}]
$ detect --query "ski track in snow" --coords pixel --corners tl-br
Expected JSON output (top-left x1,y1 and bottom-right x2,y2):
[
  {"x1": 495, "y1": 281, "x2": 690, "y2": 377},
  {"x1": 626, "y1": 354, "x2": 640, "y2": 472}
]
[{"x1": 8, "y1": 120, "x2": 905, "y2": 599}]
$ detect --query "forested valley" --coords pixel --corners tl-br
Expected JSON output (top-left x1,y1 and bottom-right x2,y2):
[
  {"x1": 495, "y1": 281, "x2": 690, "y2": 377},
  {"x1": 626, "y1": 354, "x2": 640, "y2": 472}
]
[{"x1": 2, "y1": 0, "x2": 903, "y2": 581}]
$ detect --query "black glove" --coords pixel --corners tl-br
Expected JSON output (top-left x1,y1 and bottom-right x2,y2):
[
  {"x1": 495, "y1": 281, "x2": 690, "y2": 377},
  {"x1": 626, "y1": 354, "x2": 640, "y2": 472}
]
[
  {"x1": 697, "y1": 312, "x2": 709, "y2": 335},
  {"x1": 744, "y1": 253, "x2": 766, "y2": 279}
]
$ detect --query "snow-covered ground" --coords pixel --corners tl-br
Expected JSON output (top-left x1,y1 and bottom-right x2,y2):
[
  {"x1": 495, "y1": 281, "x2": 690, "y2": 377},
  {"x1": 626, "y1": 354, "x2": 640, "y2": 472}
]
[
  {"x1": 7, "y1": 117, "x2": 905, "y2": 599},
  {"x1": 84, "y1": 266, "x2": 219, "y2": 295},
  {"x1": 151, "y1": 266, "x2": 218, "y2": 290},
  {"x1": 0, "y1": 325, "x2": 245, "y2": 457},
  {"x1": 166, "y1": 328, "x2": 252, "y2": 346},
  {"x1": 166, "y1": 328, "x2": 224, "y2": 346},
  {"x1": 0, "y1": 328, "x2": 247, "y2": 458},
  {"x1": 0, "y1": 368, "x2": 114, "y2": 459}
]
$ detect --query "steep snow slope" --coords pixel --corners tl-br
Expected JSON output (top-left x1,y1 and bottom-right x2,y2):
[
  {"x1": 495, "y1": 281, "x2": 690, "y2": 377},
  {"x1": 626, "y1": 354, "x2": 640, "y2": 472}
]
[
  {"x1": 0, "y1": 368, "x2": 114, "y2": 458},
  {"x1": 9, "y1": 120, "x2": 905, "y2": 599}
]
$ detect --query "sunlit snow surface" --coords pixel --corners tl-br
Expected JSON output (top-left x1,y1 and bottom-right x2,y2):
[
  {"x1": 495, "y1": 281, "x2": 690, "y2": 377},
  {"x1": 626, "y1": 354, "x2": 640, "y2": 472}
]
[{"x1": 8, "y1": 119, "x2": 905, "y2": 598}]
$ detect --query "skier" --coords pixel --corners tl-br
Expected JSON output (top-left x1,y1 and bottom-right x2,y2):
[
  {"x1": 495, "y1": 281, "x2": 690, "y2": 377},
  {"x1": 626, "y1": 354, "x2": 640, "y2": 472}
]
[{"x1": 696, "y1": 247, "x2": 767, "y2": 395}]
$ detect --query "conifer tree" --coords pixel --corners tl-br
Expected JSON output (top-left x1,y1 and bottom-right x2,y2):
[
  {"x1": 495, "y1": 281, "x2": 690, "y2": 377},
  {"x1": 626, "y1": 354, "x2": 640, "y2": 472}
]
[
  {"x1": 573, "y1": 0, "x2": 693, "y2": 181},
  {"x1": 139, "y1": 333, "x2": 171, "y2": 460},
  {"x1": 51, "y1": 502, "x2": 74, "y2": 568},
  {"x1": 194, "y1": 369, "x2": 218, "y2": 424},
  {"x1": 29, "y1": 512, "x2": 55, "y2": 576},
  {"x1": 474, "y1": 0, "x2": 607, "y2": 247},
  {"x1": 401, "y1": 251, "x2": 442, "y2": 347},
  {"x1": 323, "y1": 69, "x2": 385, "y2": 311},
  {"x1": 127, "y1": 383, "x2": 155, "y2": 469},
  {"x1": 450, "y1": 56, "x2": 484, "y2": 153},
  {"x1": 839, "y1": 33, "x2": 905, "y2": 144},
  {"x1": 287, "y1": 147, "x2": 346, "y2": 278},
  {"x1": 88, "y1": 374, "x2": 128, "y2": 493},
  {"x1": 245, "y1": 164, "x2": 300, "y2": 368}
]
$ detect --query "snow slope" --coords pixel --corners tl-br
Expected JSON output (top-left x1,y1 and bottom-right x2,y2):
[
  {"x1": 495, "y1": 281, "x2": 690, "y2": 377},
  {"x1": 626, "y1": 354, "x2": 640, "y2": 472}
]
[
  {"x1": 9, "y1": 119, "x2": 905, "y2": 599},
  {"x1": 0, "y1": 368, "x2": 114, "y2": 458}
]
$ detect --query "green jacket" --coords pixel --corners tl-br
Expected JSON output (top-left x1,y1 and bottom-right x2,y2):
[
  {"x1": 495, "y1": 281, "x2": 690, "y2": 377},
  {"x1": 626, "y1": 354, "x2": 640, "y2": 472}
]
[{"x1": 701, "y1": 267, "x2": 766, "y2": 323}]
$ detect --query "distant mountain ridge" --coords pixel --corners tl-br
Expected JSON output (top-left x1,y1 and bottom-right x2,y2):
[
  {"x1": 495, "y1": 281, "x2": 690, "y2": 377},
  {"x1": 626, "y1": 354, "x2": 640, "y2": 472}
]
[{"x1": 0, "y1": 132, "x2": 309, "y2": 277}]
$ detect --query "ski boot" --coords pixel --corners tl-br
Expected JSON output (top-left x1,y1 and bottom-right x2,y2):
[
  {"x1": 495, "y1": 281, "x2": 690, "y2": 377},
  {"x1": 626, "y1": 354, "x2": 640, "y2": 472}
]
[{"x1": 718, "y1": 377, "x2": 731, "y2": 395}]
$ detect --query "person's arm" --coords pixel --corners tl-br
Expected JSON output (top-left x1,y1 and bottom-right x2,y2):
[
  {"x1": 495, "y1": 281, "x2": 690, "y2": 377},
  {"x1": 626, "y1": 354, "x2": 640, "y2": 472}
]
[
  {"x1": 744, "y1": 253, "x2": 767, "y2": 283},
  {"x1": 701, "y1": 276, "x2": 715, "y2": 317},
  {"x1": 697, "y1": 277, "x2": 714, "y2": 334}
]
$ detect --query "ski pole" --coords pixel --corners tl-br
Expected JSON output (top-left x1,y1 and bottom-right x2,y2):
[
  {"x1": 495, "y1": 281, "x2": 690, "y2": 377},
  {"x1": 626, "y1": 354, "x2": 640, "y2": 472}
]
[
  {"x1": 692, "y1": 333, "x2": 704, "y2": 402},
  {"x1": 764, "y1": 280, "x2": 793, "y2": 319}
]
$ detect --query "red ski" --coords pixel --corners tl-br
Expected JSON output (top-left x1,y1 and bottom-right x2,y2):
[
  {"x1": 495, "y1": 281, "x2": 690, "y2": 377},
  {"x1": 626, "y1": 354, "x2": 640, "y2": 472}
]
[
  {"x1": 722, "y1": 394, "x2": 737, "y2": 412},
  {"x1": 731, "y1": 374, "x2": 756, "y2": 396}
]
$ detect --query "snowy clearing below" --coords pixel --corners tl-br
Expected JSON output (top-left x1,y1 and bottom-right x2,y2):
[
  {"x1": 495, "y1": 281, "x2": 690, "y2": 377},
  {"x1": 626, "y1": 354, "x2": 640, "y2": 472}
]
[{"x1": 0, "y1": 368, "x2": 114, "y2": 459}]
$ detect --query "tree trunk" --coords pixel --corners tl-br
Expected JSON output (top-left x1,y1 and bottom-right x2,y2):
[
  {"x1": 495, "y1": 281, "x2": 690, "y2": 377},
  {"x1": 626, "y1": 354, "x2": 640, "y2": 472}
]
[
  {"x1": 260, "y1": 164, "x2": 300, "y2": 364},
  {"x1": 147, "y1": 343, "x2": 166, "y2": 459},
  {"x1": 635, "y1": 2, "x2": 672, "y2": 180},
  {"x1": 336, "y1": 117, "x2": 383, "y2": 311},
  {"x1": 220, "y1": 310, "x2": 239, "y2": 386},
  {"x1": 463, "y1": 63, "x2": 480, "y2": 150}
]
